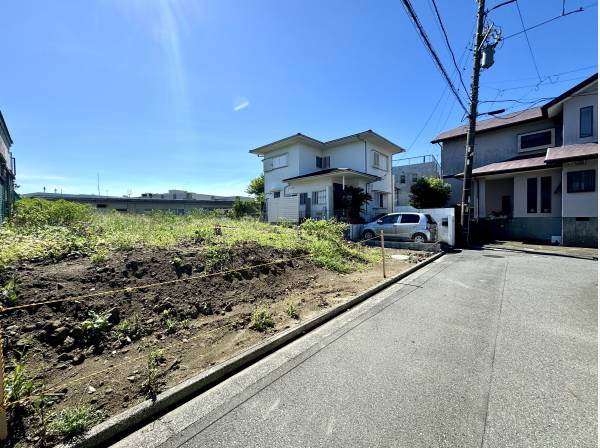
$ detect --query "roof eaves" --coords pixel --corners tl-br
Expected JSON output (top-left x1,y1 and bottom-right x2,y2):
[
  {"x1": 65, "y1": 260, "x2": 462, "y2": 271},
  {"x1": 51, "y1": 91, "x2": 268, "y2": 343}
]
[
  {"x1": 541, "y1": 73, "x2": 598, "y2": 112},
  {"x1": 249, "y1": 133, "x2": 324, "y2": 154}
]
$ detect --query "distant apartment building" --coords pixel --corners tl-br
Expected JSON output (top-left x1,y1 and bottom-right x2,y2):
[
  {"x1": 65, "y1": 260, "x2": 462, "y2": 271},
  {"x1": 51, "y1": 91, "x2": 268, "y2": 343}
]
[
  {"x1": 392, "y1": 155, "x2": 441, "y2": 206},
  {"x1": 0, "y1": 111, "x2": 16, "y2": 222},
  {"x1": 24, "y1": 191, "x2": 250, "y2": 215},
  {"x1": 140, "y1": 189, "x2": 244, "y2": 202}
]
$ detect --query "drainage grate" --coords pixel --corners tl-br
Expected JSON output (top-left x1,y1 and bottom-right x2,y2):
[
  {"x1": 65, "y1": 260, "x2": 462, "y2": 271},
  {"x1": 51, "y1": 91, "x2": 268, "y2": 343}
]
[{"x1": 483, "y1": 254, "x2": 504, "y2": 258}]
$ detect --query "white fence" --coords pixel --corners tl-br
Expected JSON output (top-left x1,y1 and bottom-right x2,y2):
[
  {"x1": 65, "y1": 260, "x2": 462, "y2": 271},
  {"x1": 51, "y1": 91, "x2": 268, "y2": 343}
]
[
  {"x1": 394, "y1": 206, "x2": 455, "y2": 246},
  {"x1": 267, "y1": 196, "x2": 299, "y2": 223}
]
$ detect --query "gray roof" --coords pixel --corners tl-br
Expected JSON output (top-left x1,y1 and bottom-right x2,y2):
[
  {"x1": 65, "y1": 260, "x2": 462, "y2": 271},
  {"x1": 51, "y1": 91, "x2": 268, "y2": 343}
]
[
  {"x1": 433, "y1": 73, "x2": 599, "y2": 143},
  {"x1": 283, "y1": 168, "x2": 379, "y2": 183},
  {"x1": 545, "y1": 142, "x2": 598, "y2": 162},
  {"x1": 431, "y1": 108, "x2": 544, "y2": 143},
  {"x1": 249, "y1": 130, "x2": 405, "y2": 155}
]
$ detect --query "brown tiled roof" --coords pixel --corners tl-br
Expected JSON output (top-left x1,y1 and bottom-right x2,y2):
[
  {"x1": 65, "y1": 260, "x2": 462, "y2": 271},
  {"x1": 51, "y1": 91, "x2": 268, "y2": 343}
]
[
  {"x1": 431, "y1": 108, "x2": 544, "y2": 143},
  {"x1": 545, "y1": 143, "x2": 598, "y2": 162},
  {"x1": 470, "y1": 155, "x2": 548, "y2": 176}
]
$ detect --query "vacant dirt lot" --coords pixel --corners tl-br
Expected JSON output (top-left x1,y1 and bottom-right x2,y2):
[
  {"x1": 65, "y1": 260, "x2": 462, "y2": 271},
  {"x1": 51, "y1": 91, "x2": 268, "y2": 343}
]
[{"x1": 2, "y1": 241, "x2": 429, "y2": 447}]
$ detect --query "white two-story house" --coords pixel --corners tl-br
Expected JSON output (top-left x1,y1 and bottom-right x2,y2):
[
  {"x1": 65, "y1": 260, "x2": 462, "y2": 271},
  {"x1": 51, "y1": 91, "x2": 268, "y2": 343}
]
[
  {"x1": 434, "y1": 74, "x2": 598, "y2": 247},
  {"x1": 249, "y1": 130, "x2": 405, "y2": 223}
]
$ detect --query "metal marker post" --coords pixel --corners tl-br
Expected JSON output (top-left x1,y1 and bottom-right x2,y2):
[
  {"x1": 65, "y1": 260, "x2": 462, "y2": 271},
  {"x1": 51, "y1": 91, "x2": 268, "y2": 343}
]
[{"x1": 380, "y1": 231, "x2": 386, "y2": 278}]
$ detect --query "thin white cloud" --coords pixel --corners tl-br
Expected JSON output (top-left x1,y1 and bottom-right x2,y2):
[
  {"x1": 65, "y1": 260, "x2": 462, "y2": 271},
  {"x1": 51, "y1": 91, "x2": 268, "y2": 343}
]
[{"x1": 233, "y1": 99, "x2": 250, "y2": 112}]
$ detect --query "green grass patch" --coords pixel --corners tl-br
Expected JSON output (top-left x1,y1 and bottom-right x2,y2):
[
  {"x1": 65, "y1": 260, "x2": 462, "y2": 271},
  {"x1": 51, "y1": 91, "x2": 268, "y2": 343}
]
[{"x1": 0, "y1": 199, "x2": 380, "y2": 272}]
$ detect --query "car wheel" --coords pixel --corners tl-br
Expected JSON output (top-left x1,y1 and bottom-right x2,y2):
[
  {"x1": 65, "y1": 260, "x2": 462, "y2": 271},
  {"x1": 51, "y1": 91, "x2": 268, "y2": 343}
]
[
  {"x1": 362, "y1": 230, "x2": 376, "y2": 240},
  {"x1": 412, "y1": 233, "x2": 427, "y2": 243}
]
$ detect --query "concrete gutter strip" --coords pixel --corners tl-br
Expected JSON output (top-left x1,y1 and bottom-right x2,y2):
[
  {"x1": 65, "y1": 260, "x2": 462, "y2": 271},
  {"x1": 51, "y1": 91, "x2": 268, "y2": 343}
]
[
  {"x1": 64, "y1": 251, "x2": 445, "y2": 448},
  {"x1": 483, "y1": 245, "x2": 598, "y2": 261}
]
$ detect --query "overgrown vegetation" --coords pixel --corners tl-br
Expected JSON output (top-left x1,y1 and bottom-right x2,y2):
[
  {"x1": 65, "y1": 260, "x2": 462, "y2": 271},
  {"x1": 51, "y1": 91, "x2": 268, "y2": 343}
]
[
  {"x1": 286, "y1": 300, "x2": 299, "y2": 319},
  {"x1": 4, "y1": 357, "x2": 35, "y2": 402},
  {"x1": 48, "y1": 405, "x2": 100, "y2": 438},
  {"x1": 144, "y1": 349, "x2": 165, "y2": 400},
  {"x1": 0, "y1": 198, "x2": 380, "y2": 272},
  {"x1": 250, "y1": 306, "x2": 274, "y2": 331}
]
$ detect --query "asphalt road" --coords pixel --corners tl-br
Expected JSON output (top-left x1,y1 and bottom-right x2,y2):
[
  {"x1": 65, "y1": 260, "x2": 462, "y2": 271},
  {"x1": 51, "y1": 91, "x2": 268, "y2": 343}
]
[{"x1": 114, "y1": 249, "x2": 597, "y2": 448}]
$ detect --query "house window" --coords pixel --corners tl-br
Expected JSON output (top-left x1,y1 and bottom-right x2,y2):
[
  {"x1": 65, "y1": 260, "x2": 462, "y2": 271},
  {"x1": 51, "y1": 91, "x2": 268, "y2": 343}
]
[
  {"x1": 400, "y1": 174, "x2": 406, "y2": 184},
  {"x1": 567, "y1": 170, "x2": 596, "y2": 193},
  {"x1": 518, "y1": 129, "x2": 555, "y2": 152},
  {"x1": 540, "y1": 176, "x2": 552, "y2": 213},
  {"x1": 527, "y1": 178, "x2": 537, "y2": 213},
  {"x1": 378, "y1": 193, "x2": 385, "y2": 208},
  {"x1": 273, "y1": 191, "x2": 280, "y2": 198},
  {"x1": 312, "y1": 190, "x2": 326, "y2": 205},
  {"x1": 412, "y1": 174, "x2": 418, "y2": 183},
  {"x1": 299, "y1": 193, "x2": 307, "y2": 205},
  {"x1": 316, "y1": 156, "x2": 330, "y2": 169},
  {"x1": 580, "y1": 106, "x2": 593, "y2": 138},
  {"x1": 264, "y1": 153, "x2": 288, "y2": 172},
  {"x1": 373, "y1": 151, "x2": 388, "y2": 170}
]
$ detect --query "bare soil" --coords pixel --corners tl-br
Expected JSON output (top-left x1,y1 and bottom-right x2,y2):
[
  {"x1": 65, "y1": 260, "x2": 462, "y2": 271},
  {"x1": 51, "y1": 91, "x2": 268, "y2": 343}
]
[{"x1": 1, "y1": 243, "x2": 429, "y2": 447}]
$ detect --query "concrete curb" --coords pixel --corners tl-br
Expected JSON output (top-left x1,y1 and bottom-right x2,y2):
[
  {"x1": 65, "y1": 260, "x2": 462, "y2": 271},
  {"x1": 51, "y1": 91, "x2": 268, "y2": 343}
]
[
  {"x1": 66, "y1": 251, "x2": 445, "y2": 448},
  {"x1": 482, "y1": 245, "x2": 598, "y2": 261}
]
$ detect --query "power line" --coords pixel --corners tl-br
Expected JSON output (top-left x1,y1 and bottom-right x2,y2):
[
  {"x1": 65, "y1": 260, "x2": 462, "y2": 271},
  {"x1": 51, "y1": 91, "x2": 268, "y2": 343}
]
[
  {"x1": 503, "y1": 7, "x2": 584, "y2": 39},
  {"x1": 430, "y1": 0, "x2": 471, "y2": 100},
  {"x1": 515, "y1": 0, "x2": 543, "y2": 82},
  {"x1": 400, "y1": 0, "x2": 470, "y2": 115}
]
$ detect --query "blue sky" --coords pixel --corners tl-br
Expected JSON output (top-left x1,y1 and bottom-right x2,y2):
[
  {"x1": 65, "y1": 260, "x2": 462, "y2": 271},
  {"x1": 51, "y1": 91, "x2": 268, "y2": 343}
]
[{"x1": 1, "y1": 0, "x2": 597, "y2": 196}]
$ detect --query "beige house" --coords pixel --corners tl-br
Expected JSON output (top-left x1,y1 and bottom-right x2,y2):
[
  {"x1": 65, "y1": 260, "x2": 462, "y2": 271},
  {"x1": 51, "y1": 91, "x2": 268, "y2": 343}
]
[{"x1": 434, "y1": 74, "x2": 598, "y2": 247}]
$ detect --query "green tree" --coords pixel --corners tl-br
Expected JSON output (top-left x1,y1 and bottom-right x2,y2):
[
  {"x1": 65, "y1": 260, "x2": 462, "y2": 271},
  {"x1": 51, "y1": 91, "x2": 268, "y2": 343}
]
[
  {"x1": 231, "y1": 198, "x2": 257, "y2": 218},
  {"x1": 245, "y1": 174, "x2": 265, "y2": 216},
  {"x1": 245, "y1": 174, "x2": 264, "y2": 196},
  {"x1": 409, "y1": 177, "x2": 451, "y2": 209},
  {"x1": 341, "y1": 186, "x2": 372, "y2": 221}
]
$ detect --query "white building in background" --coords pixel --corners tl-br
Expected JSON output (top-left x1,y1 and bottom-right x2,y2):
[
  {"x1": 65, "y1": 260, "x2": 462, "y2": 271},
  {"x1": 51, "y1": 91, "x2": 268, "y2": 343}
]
[{"x1": 249, "y1": 130, "x2": 405, "y2": 223}]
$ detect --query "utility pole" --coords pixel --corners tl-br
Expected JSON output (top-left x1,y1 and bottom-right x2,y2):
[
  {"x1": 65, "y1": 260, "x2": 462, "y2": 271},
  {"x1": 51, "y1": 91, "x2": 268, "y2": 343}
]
[{"x1": 460, "y1": 0, "x2": 487, "y2": 246}]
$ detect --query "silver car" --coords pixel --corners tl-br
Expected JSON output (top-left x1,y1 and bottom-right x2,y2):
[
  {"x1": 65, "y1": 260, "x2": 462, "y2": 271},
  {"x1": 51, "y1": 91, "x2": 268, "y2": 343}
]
[{"x1": 362, "y1": 213, "x2": 437, "y2": 243}]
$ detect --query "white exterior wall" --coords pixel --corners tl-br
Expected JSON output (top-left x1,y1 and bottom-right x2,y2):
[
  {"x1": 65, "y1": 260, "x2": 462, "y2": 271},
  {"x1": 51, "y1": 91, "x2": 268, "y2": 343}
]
[
  {"x1": 513, "y1": 168, "x2": 562, "y2": 218},
  {"x1": 263, "y1": 144, "x2": 301, "y2": 195},
  {"x1": 562, "y1": 159, "x2": 598, "y2": 217},
  {"x1": 260, "y1": 136, "x2": 398, "y2": 221},
  {"x1": 285, "y1": 178, "x2": 333, "y2": 219},
  {"x1": 267, "y1": 196, "x2": 300, "y2": 223},
  {"x1": 562, "y1": 83, "x2": 598, "y2": 145}
]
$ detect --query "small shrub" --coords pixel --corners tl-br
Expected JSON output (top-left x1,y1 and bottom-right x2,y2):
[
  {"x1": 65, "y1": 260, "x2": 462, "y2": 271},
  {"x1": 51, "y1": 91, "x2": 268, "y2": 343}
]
[
  {"x1": 164, "y1": 318, "x2": 177, "y2": 334},
  {"x1": 80, "y1": 311, "x2": 111, "y2": 333},
  {"x1": 4, "y1": 357, "x2": 35, "y2": 402},
  {"x1": 286, "y1": 301, "x2": 298, "y2": 319},
  {"x1": 11, "y1": 198, "x2": 92, "y2": 228},
  {"x1": 231, "y1": 198, "x2": 257, "y2": 218},
  {"x1": 180, "y1": 319, "x2": 190, "y2": 330},
  {"x1": 250, "y1": 306, "x2": 274, "y2": 331},
  {"x1": 112, "y1": 317, "x2": 145, "y2": 344},
  {"x1": 144, "y1": 349, "x2": 165, "y2": 400},
  {"x1": 1, "y1": 277, "x2": 18, "y2": 304},
  {"x1": 48, "y1": 405, "x2": 99, "y2": 438},
  {"x1": 90, "y1": 249, "x2": 109, "y2": 264}
]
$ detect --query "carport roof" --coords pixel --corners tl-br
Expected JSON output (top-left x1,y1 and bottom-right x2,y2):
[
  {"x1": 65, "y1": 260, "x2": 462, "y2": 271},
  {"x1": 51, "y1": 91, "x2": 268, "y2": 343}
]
[{"x1": 283, "y1": 168, "x2": 380, "y2": 183}]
